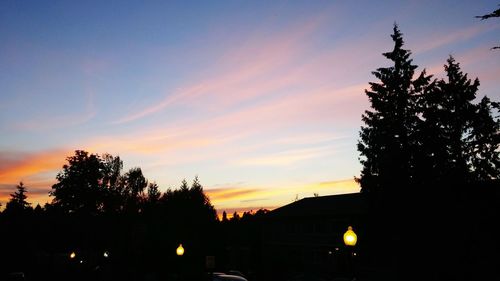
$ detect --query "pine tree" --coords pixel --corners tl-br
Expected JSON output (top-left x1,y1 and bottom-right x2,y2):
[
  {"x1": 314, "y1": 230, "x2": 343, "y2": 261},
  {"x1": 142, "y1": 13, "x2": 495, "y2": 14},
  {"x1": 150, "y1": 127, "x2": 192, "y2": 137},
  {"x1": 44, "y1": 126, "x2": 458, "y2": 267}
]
[
  {"x1": 146, "y1": 182, "x2": 161, "y2": 203},
  {"x1": 435, "y1": 57, "x2": 479, "y2": 183},
  {"x1": 357, "y1": 25, "x2": 431, "y2": 193},
  {"x1": 5, "y1": 182, "x2": 32, "y2": 214},
  {"x1": 468, "y1": 96, "x2": 500, "y2": 180}
]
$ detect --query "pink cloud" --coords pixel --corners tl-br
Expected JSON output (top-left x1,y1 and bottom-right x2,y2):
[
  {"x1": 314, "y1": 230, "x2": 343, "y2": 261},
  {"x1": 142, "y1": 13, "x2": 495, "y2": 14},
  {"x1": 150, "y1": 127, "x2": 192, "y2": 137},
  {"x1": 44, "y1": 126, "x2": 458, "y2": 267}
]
[
  {"x1": 112, "y1": 13, "x2": 334, "y2": 124},
  {"x1": 235, "y1": 145, "x2": 336, "y2": 167}
]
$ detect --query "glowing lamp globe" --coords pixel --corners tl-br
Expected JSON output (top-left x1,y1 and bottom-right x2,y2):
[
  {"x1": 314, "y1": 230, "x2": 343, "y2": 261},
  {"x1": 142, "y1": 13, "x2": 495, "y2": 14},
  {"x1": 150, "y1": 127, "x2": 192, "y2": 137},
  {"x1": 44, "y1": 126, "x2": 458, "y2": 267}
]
[
  {"x1": 70, "y1": 251, "x2": 76, "y2": 259},
  {"x1": 176, "y1": 244, "x2": 185, "y2": 256},
  {"x1": 343, "y1": 226, "x2": 357, "y2": 246}
]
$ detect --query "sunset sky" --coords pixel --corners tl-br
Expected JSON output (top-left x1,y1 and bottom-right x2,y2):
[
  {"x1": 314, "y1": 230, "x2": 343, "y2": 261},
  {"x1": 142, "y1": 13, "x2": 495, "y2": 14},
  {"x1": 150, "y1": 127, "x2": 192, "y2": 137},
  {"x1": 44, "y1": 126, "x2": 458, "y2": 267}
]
[{"x1": 1, "y1": 1, "x2": 499, "y2": 214}]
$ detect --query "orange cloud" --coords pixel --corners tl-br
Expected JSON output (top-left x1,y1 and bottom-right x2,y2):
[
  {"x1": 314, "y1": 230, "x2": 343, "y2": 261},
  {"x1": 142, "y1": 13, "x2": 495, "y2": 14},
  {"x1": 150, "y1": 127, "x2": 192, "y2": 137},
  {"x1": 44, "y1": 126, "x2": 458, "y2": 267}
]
[
  {"x1": 0, "y1": 149, "x2": 71, "y2": 206},
  {"x1": 206, "y1": 187, "x2": 260, "y2": 202},
  {"x1": 206, "y1": 178, "x2": 360, "y2": 217}
]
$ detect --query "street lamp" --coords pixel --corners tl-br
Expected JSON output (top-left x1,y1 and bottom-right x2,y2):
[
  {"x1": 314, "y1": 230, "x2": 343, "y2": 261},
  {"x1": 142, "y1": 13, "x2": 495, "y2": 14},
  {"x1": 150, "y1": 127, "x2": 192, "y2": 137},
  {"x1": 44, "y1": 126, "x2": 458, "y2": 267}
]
[
  {"x1": 343, "y1": 226, "x2": 357, "y2": 279},
  {"x1": 343, "y1": 226, "x2": 357, "y2": 246},
  {"x1": 176, "y1": 244, "x2": 185, "y2": 256}
]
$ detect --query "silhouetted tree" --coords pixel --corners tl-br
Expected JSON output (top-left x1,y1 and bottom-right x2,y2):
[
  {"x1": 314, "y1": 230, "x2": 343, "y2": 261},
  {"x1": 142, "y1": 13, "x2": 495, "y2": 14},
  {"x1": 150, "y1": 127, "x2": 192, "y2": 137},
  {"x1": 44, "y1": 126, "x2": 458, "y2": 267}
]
[
  {"x1": 146, "y1": 182, "x2": 161, "y2": 203},
  {"x1": 357, "y1": 26, "x2": 500, "y2": 281},
  {"x1": 101, "y1": 153, "x2": 125, "y2": 212},
  {"x1": 33, "y1": 203, "x2": 43, "y2": 214},
  {"x1": 5, "y1": 182, "x2": 32, "y2": 214},
  {"x1": 50, "y1": 150, "x2": 106, "y2": 214},
  {"x1": 442, "y1": 57, "x2": 479, "y2": 177},
  {"x1": 123, "y1": 167, "x2": 148, "y2": 198},
  {"x1": 415, "y1": 57, "x2": 479, "y2": 186},
  {"x1": 468, "y1": 96, "x2": 500, "y2": 180},
  {"x1": 121, "y1": 167, "x2": 148, "y2": 212},
  {"x1": 102, "y1": 153, "x2": 123, "y2": 188},
  {"x1": 231, "y1": 212, "x2": 240, "y2": 222},
  {"x1": 357, "y1": 24, "x2": 432, "y2": 193},
  {"x1": 159, "y1": 176, "x2": 217, "y2": 231},
  {"x1": 222, "y1": 211, "x2": 228, "y2": 223}
]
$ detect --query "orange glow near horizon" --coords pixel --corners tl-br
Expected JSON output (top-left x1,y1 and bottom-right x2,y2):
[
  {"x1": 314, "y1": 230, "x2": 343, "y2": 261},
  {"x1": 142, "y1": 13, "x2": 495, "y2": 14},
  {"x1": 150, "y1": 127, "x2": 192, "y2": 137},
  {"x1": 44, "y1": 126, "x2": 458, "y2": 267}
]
[{"x1": 207, "y1": 178, "x2": 360, "y2": 218}]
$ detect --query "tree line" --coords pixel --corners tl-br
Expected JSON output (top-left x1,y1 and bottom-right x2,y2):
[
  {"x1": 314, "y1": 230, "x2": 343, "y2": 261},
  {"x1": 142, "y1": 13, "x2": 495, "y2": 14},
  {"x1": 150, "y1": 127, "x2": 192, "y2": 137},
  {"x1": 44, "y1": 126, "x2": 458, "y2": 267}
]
[{"x1": 0, "y1": 150, "x2": 267, "y2": 281}]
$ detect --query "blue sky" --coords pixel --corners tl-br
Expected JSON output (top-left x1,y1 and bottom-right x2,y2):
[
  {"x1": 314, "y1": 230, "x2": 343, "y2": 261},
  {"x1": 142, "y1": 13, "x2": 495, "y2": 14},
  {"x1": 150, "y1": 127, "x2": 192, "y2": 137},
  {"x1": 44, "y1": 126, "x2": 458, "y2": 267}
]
[{"x1": 1, "y1": 0, "x2": 499, "y2": 213}]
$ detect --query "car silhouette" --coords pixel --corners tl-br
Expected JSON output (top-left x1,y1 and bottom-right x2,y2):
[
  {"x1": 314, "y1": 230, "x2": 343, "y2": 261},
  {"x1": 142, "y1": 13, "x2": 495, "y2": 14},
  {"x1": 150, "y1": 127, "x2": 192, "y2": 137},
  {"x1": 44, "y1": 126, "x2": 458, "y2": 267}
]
[{"x1": 212, "y1": 272, "x2": 248, "y2": 281}]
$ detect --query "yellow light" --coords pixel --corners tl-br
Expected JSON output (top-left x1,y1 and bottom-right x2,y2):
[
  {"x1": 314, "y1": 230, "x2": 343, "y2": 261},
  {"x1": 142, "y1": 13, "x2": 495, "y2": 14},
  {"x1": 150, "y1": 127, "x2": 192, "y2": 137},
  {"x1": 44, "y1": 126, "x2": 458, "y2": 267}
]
[
  {"x1": 70, "y1": 252, "x2": 76, "y2": 259},
  {"x1": 343, "y1": 226, "x2": 357, "y2": 246},
  {"x1": 176, "y1": 244, "x2": 185, "y2": 256}
]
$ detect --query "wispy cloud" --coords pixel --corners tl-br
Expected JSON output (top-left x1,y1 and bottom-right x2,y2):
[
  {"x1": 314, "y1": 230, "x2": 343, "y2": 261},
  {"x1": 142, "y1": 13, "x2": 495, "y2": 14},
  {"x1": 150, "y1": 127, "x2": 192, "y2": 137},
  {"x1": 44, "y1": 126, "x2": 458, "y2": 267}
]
[
  {"x1": 112, "y1": 13, "x2": 329, "y2": 124},
  {"x1": 413, "y1": 23, "x2": 499, "y2": 54},
  {"x1": 236, "y1": 146, "x2": 335, "y2": 167},
  {"x1": 206, "y1": 188, "x2": 261, "y2": 202}
]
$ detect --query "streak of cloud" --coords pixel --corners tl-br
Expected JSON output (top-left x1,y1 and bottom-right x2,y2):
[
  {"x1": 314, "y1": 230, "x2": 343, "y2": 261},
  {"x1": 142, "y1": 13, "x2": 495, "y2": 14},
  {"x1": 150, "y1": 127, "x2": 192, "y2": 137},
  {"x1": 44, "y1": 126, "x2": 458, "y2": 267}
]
[
  {"x1": 0, "y1": 149, "x2": 72, "y2": 207},
  {"x1": 112, "y1": 13, "x2": 330, "y2": 124},
  {"x1": 413, "y1": 23, "x2": 499, "y2": 54}
]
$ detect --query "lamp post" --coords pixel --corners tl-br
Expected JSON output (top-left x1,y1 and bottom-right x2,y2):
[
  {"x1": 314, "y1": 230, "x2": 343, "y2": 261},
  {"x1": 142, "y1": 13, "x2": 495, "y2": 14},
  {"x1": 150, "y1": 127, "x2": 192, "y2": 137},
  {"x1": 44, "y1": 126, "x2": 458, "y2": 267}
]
[
  {"x1": 176, "y1": 244, "x2": 185, "y2": 256},
  {"x1": 343, "y1": 226, "x2": 357, "y2": 279},
  {"x1": 176, "y1": 244, "x2": 185, "y2": 280}
]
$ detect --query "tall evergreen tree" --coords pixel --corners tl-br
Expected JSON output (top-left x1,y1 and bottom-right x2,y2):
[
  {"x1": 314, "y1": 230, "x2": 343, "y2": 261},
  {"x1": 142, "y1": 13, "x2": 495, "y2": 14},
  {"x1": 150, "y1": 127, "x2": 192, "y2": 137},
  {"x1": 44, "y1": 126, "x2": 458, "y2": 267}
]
[
  {"x1": 357, "y1": 25, "x2": 431, "y2": 193},
  {"x1": 468, "y1": 96, "x2": 500, "y2": 180},
  {"x1": 434, "y1": 57, "x2": 479, "y2": 183},
  {"x1": 5, "y1": 182, "x2": 32, "y2": 214}
]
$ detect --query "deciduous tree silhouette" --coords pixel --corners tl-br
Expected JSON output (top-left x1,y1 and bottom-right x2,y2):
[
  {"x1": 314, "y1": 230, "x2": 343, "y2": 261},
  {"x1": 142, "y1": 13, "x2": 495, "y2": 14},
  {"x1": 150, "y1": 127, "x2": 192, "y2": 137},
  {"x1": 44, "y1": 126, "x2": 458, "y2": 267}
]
[
  {"x1": 122, "y1": 167, "x2": 148, "y2": 212},
  {"x1": 50, "y1": 150, "x2": 106, "y2": 214}
]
